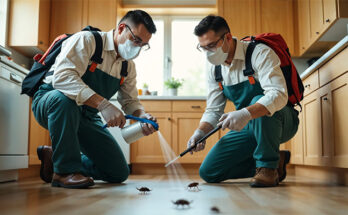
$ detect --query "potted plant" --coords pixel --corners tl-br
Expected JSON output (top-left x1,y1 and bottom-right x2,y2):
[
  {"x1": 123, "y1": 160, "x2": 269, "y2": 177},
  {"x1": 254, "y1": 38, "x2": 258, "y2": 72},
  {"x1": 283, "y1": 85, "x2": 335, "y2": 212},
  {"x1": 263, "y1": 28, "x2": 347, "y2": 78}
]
[
  {"x1": 164, "y1": 78, "x2": 183, "y2": 96},
  {"x1": 142, "y1": 83, "x2": 149, "y2": 95}
]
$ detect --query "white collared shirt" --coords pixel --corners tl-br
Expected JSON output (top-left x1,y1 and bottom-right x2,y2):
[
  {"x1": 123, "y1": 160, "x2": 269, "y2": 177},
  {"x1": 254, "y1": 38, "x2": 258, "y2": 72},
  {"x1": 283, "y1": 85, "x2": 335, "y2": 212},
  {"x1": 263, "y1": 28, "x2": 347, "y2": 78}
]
[
  {"x1": 43, "y1": 30, "x2": 144, "y2": 115},
  {"x1": 200, "y1": 38, "x2": 288, "y2": 127}
]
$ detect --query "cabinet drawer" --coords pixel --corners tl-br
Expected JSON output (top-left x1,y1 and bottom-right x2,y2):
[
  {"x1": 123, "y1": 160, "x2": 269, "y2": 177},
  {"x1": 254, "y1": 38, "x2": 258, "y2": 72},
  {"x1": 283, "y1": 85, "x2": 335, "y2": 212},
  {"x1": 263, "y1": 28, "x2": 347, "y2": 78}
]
[
  {"x1": 140, "y1": 101, "x2": 171, "y2": 112},
  {"x1": 319, "y1": 47, "x2": 348, "y2": 87},
  {"x1": 172, "y1": 101, "x2": 206, "y2": 112},
  {"x1": 303, "y1": 70, "x2": 319, "y2": 96}
]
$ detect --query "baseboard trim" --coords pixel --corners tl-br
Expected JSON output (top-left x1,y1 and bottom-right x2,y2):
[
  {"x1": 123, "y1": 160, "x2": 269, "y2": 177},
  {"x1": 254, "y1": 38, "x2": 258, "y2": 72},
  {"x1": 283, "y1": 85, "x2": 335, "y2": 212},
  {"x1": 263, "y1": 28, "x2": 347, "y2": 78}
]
[
  {"x1": 131, "y1": 163, "x2": 201, "y2": 175},
  {"x1": 294, "y1": 165, "x2": 348, "y2": 186}
]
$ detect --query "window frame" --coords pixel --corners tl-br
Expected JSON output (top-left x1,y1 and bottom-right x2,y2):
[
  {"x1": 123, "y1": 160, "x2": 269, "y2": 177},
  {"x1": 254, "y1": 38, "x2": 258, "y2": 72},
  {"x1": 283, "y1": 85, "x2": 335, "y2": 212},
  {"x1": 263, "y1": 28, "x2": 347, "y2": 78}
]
[
  {"x1": 150, "y1": 15, "x2": 204, "y2": 95},
  {"x1": 0, "y1": 0, "x2": 9, "y2": 46}
]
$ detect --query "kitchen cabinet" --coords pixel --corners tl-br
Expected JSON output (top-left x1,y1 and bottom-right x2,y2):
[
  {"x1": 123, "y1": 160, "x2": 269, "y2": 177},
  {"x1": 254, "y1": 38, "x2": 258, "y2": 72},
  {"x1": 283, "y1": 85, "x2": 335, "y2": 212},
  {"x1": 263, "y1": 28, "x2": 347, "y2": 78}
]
[
  {"x1": 50, "y1": 0, "x2": 117, "y2": 44},
  {"x1": 297, "y1": 0, "x2": 311, "y2": 56},
  {"x1": 258, "y1": 0, "x2": 295, "y2": 55},
  {"x1": 296, "y1": 0, "x2": 348, "y2": 57},
  {"x1": 8, "y1": 0, "x2": 50, "y2": 57},
  {"x1": 131, "y1": 100, "x2": 215, "y2": 164},
  {"x1": 291, "y1": 45, "x2": 348, "y2": 168},
  {"x1": 290, "y1": 105, "x2": 304, "y2": 164},
  {"x1": 217, "y1": 0, "x2": 295, "y2": 55},
  {"x1": 217, "y1": 0, "x2": 258, "y2": 40},
  {"x1": 28, "y1": 100, "x2": 51, "y2": 165}
]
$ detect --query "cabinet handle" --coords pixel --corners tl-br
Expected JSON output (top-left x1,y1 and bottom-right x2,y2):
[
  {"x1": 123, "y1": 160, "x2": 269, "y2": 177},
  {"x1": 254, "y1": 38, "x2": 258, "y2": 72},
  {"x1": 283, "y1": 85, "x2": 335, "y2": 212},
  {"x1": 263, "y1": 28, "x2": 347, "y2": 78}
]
[
  {"x1": 316, "y1": 32, "x2": 320, "y2": 34},
  {"x1": 305, "y1": 84, "x2": 310, "y2": 88},
  {"x1": 302, "y1": 47, "x2": 305, "y2": 50},
  {"x1": 168, "y1": 117, "x2": 171, "y2": 121},
  {"x1": 191, "y1": 105, "x2": 201, "y2": 108},
  {"x1": 39, "y1": 41, "x2": 44, "y2": 45},
  {"x1": 326, "y1": 19, "x2": 330, "y2": 23},
  {"x1": 323, "y1": 97, "x2": 328, "y2": 101}
]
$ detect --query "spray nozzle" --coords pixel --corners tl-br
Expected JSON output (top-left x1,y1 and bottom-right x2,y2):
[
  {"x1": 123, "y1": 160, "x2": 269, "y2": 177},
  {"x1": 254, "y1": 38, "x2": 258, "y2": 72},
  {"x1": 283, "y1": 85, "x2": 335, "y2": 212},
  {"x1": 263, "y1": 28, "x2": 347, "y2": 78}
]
[{"x1": 102, "y1": 115, "x2": 159, "y2": 130}]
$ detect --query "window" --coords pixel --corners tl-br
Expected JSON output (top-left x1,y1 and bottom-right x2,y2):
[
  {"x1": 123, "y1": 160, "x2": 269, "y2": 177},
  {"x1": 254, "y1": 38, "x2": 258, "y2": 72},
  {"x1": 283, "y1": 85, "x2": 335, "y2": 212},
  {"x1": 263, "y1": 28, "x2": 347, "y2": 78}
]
[
  {"x1": 134, "y1": 16, "x2": 207, "y2": 96},
  {"x1": 0, "y1": 0, "x2": 9, "y2": 46}
]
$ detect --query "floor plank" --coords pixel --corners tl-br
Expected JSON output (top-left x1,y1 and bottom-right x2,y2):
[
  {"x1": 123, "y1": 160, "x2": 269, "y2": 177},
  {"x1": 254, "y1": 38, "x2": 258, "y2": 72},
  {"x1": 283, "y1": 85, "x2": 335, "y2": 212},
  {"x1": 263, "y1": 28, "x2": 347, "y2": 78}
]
[{"x1": 0, "y1": 175, "x2": 347, "y2": 215}]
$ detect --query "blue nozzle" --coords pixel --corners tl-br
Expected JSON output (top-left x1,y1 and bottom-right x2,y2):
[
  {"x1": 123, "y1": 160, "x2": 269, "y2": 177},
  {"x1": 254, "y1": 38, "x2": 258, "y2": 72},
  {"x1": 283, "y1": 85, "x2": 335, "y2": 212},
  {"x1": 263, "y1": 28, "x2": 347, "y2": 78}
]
[{"x1": 102, "y1": 115, "x2": 159, "y2": 130}]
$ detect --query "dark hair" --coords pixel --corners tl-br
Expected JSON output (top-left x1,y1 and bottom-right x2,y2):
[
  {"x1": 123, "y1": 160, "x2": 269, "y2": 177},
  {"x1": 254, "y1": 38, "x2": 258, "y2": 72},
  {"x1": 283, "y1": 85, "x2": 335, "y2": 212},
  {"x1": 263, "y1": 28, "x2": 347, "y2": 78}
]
[
  {"x1": 119, "y1": 10, "x2": 156, "y2": 34},
  {"x1": 194, "y1": 15, "x2": 230, "y2": 36}
]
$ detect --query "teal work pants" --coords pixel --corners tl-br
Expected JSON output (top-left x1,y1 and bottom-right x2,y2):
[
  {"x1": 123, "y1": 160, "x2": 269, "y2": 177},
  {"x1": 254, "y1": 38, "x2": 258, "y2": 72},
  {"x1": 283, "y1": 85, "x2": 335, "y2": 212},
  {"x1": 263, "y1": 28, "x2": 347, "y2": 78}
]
[
  {"x1": 32, "y1": 84, "x2": 129, "y2": 183},
  {"x1": 199, "y1": 95, "x2": 299, "y2": 183}
]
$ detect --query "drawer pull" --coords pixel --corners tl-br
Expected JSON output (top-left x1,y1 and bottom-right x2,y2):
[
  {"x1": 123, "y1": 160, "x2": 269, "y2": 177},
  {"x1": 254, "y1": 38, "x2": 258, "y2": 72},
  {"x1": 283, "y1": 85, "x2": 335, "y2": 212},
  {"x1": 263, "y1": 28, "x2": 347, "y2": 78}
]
[
  {"x1": 325, "y1": 19, "x2": 330, "y2": 23},
  {"x1": 191, "y1": 105, "x2": 201, "y2": 108},
  {"x1": 316, "y1": 32, "x2": 319, "y2": 35},
  {"x1": 168, "y1": 117, "x2": 171, "y2": 121},
  {"x1": 323, "y1": 97, "x2": 328, "y2": 101},
  {"x1": 305, "y1": 84, "x2": 311, "y2": 88}
]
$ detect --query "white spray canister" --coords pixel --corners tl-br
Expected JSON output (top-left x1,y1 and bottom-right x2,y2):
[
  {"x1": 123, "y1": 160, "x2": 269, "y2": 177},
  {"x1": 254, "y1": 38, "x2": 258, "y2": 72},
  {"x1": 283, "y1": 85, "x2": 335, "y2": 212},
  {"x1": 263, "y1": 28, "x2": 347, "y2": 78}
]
[{"x1": 103, "y1": 115, "x2": 159, "y2": 144}]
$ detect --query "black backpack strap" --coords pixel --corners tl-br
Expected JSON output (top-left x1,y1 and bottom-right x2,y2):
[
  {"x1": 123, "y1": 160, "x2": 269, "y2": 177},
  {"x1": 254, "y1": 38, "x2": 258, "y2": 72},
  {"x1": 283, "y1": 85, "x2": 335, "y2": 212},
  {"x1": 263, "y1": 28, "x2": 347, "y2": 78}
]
[
  {"x1": 120, "y1": 61, "x2": 128, "y2": 85},
  {"x1": 89, "y1": 31, "x2": 103, "y2": 72},
  {"x1": 214, "y1": 65, "x2": 223, "y2": 90},
  {"x1": 243, "y1": 40, "x2": 258, "y2": 85}
]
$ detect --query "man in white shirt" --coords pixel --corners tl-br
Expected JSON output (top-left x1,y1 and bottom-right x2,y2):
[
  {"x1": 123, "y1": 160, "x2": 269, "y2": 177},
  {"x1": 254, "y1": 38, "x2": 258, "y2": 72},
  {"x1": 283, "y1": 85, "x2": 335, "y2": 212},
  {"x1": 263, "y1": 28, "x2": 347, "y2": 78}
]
[
  {"x1": 187, "y1": 15, "x2": 299, "y2": 187},
  {"x1": 34, "y1": 10, "x2": 157, "y2": 188}
]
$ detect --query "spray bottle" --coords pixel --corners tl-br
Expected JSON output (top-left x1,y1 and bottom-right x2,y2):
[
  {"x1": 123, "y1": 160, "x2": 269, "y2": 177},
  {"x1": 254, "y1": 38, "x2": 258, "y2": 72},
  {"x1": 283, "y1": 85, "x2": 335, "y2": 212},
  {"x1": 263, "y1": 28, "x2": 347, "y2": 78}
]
[{"x1": 102, "y1": 115, "x2": 159, "y2": 144}]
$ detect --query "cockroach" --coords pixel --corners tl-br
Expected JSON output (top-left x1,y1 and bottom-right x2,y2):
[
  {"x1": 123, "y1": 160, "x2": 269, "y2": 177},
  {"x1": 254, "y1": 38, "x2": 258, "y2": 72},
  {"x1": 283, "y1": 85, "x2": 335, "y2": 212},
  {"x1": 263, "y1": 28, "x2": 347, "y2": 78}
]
[
  {"x1": 187, "y1": 182, "x2": 200, "y2": 191},
  {"x1": 136, "y1": 187, "x2": 152, "y2": 194},
  {"x1": 211, "y1": 206, "x2": 220, "y2": 213},
  {"x1": 172, "y1": 199, "x2": 193, "y2": 208}
]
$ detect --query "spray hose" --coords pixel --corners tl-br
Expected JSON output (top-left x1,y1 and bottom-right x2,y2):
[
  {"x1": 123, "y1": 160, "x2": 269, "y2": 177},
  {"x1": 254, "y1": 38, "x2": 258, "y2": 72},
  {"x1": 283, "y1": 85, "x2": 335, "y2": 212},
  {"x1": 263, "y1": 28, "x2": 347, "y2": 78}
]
[{"x1": 102, "y1": 115, "x2": 159, "y2": 130}]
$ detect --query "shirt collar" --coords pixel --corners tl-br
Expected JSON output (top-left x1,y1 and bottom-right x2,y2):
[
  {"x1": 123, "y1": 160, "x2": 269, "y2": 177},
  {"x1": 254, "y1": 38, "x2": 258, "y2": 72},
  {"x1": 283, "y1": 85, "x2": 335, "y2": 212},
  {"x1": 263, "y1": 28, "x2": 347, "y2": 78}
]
[
  {"x1": 105, "y1": 29, "x2": 116, "y2": 52},
  {"x1": 233, "y1": 37, "x2": 245, "y2": 61}
]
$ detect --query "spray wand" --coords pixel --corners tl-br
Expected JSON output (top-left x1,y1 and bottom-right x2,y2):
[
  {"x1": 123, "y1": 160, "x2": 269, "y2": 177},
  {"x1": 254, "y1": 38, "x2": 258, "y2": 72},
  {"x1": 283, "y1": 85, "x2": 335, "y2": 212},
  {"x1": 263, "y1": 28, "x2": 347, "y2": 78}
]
[{"x1": 165, "y1": 125, "x2": 222, "y2": 167}]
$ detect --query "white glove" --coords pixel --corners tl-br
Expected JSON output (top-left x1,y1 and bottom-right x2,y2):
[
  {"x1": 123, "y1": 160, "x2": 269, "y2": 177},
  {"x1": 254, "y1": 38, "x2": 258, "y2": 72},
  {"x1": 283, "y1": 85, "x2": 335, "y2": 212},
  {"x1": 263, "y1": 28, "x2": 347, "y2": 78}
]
[
  {"x1": 187, "y1": 129, "x2": 206, "y2": 154},
  {"x1": 217, "y1": 108, "x2": 252, "y2": 131},
  {"x1": 139, "y1": 113, "x2": 157, "y2": 136},
  {"x1": 97, "y1": 99, "x2": 126, "y2": 128}
]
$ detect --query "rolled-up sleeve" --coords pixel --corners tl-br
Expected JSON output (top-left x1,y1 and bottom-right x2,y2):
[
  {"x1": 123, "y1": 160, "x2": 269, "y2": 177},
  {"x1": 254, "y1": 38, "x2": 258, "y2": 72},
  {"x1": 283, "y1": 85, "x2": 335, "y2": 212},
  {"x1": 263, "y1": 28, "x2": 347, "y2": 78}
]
[
  {"x1": 252, "y1": 44, "x2": 288, "y2": 116},
  {"x1": 52, "y1": 31, "x2": 96, "y2": 105},
  {"x1": 117, "y1": 60, "x2": 144, "y2": 115},
  {"x1": 200, "y1": 65, "x2": 227, "y2": 127}
]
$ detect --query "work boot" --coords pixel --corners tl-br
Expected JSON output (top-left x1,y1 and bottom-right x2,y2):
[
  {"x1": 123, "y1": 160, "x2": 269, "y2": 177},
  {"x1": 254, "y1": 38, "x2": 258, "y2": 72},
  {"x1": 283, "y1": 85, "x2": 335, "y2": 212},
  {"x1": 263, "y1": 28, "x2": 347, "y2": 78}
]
[
  {"x1": 51, "y1": 173, "x2": 94, "y2": 189},
  {"x1": 250, "y1": 168, "x2": 279, "y2": 187},
  {"x1": 278, "y1": 150, "x2": 291, "y2": 182},
  {"x1": 37, "y1": 146, "x2": 53, "y2": 183}
]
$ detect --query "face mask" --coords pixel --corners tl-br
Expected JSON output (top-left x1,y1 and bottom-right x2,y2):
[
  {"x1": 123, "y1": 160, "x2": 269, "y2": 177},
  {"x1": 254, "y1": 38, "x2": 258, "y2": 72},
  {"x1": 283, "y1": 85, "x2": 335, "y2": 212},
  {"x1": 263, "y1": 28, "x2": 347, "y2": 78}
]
[
  {"x1": 118, "y1": 39, "x2": 141, "y2": 60},
  {"x1": 205, "y1": 37, "x2": 229, "y2": 65}
]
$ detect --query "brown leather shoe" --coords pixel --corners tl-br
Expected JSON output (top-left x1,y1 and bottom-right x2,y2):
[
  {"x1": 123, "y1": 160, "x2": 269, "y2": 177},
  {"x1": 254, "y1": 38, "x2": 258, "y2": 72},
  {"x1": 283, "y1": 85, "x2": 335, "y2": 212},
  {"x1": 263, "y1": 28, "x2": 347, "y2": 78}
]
[
  {"x1": 51, "y1": 173, "x2": 94, "y2": 189},
  {"x1": 37, "y1": 146, "x2": 53, "y2": 183},
  {"x1": 278, "y1": 150, "x2": 291, "y2": 182},
  {"x1": 250, "y1": 168, "x2": 279, "y2": 187}
]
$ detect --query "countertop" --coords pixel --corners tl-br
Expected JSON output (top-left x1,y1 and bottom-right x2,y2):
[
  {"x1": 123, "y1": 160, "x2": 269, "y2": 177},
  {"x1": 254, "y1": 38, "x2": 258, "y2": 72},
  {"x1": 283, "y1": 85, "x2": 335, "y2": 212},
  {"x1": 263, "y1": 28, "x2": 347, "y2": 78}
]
[
  {"x1": 0, "y1": 56, "x2": 29, "y2": 75},
  {"x1": 300, "y1": 35, "x2": 348, "y2": 80},
  {"x1": 138, "y1": 95, "x2": 206, "y2": 100}
]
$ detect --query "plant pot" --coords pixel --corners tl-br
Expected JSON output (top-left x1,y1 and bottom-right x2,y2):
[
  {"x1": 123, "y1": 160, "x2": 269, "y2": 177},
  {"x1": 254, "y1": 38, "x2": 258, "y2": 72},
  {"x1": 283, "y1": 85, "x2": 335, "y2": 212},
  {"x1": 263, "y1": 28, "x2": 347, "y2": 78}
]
[
  {"x1": 142, "y1": 88, "x2": 148, "y2": 95},
  {"x1": 168, "y1": 88, "x2": 178, "y2": 96}
]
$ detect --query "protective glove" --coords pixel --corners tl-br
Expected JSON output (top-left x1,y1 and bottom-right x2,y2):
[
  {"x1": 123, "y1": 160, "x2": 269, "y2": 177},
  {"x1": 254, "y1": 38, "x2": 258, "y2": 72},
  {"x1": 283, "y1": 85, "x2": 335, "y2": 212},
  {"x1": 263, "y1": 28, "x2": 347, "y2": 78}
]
[
  {"x1": 139, "y1": 113, "x2": 157, "y2": 136},
  {"x1": 217, "y1": 108, "x2": 252, "y2": 131},
  {"x1": 97, "y1": 99, "x2": 126, "y2": 128},
  {"x1": 187, "y1": 129, "x2": 206, "y2": 154}
]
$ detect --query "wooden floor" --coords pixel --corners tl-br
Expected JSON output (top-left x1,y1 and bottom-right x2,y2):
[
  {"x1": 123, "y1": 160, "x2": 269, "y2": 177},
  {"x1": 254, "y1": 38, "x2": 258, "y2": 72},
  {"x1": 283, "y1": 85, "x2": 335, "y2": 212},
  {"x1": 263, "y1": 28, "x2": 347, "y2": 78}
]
[{"x1": 1, "y1": 174, "x2": 348, "y2": 215}]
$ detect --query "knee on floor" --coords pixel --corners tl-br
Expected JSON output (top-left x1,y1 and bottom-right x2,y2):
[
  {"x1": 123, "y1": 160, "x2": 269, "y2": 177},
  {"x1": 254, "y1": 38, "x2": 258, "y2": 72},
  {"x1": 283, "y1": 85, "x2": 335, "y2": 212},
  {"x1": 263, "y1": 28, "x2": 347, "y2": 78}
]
[
  {"x1": 199, "y1": 166, "x2": 223, "y2": 183},
  {"x1": 103, "y1": 166, "x2": 130, "y2": 183}
]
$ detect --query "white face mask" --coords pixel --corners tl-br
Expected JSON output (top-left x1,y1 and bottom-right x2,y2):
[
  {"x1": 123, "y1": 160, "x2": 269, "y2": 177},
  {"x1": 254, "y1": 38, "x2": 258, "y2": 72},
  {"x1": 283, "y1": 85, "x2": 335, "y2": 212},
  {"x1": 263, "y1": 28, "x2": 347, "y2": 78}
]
[
  {"x1": 206, "y1": 47, "x2": 229, "y2": 65},
  {"x1": 118, "y1": 39, "x2": 141, "y2": 60},
  {"x1": 205, "y1": 37, "x2": 229, "y2": 65}
]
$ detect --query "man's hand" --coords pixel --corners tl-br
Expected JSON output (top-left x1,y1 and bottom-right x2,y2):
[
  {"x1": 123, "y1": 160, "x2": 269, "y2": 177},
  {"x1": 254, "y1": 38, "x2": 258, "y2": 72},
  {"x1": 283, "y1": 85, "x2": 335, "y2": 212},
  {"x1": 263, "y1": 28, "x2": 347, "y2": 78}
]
[
  {"x1": 139, "y1": 113, "x2": 157, "y2": 136},
  {"x1": 217, "y1": 108, "x2": 252, "y2": 131},
  {"x1": 97, "y1": 99, "x2": 126, "y2": 128},
  {"x1": 187, "y1": 129, "x2": 206, "y2": 155}
]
